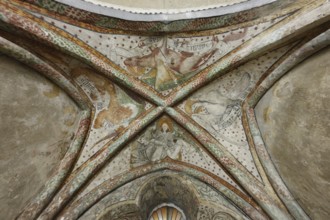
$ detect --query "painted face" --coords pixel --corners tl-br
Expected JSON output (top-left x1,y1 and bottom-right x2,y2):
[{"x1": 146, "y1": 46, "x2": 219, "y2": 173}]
[{"x1": 161, "y1": 123, "x2": 169, "y2": 132}]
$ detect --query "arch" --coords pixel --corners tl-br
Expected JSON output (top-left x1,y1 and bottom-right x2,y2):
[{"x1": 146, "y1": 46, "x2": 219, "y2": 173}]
[
  {"x1": 59, "y1": 160, "x2": 267, "y2": 220},
  {"x1": 138, "y1": 175, "x2": 199, "y2": 220}
]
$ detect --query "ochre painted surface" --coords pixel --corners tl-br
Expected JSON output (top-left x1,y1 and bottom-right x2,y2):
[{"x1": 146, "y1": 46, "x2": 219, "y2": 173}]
[{"x1": 256, "y1": 46, "x2": 330, "y2": 220}]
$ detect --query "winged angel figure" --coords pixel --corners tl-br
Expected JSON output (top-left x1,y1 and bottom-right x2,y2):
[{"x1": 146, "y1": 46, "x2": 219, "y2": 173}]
[
  {"x1": 186, "y1": 72, "x2": 251, "y2": 131},
  {"x1": 123, "y1": 36, "x2": 220, "y2": 90},
  {"x1": 131, "y1": 120, "x2": 206, "y2": 167}
]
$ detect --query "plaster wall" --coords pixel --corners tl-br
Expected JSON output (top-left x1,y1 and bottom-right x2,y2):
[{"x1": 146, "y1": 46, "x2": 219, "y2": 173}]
[
  {"x1": 0, "y1": 56, "x2": 80, "y2": 219},
  {"x1": 256, "y1": 46, "x2": 330, "y2": 220}
]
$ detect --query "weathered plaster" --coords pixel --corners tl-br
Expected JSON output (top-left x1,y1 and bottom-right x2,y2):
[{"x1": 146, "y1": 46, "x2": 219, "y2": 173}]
[
  {"x1": 0, "y1": 55, "x2": 80, "y2": 220},
  {"x1": 255, "y1": 46, "x2": 330, "y2": 220}
]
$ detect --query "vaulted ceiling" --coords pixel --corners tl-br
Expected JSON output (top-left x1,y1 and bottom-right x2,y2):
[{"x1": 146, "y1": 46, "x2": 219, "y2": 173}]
[{"x1": 0, "y1": 0, "x2": 329, "y2": 219}]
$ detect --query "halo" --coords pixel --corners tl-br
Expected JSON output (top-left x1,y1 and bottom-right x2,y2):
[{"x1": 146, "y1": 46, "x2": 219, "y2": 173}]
[{"x1": 156, "y1": 116, "x2": 174, "y2": 132}]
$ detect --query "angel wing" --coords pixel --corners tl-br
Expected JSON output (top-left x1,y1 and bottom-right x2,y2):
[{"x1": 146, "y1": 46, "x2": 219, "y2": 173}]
[
  {"x1": 226, "y1": 72, "x2": 251, "y2": 101},
  {"x1": 216, "y1": 102, "x2": 241, "y2": 129},
  {"x1": 215, "y1": 72, "x2": 251, "y2": 128}
]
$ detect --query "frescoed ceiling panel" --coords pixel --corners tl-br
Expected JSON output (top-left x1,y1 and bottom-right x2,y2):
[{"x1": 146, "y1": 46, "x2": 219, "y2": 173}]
[
  {"x1": 76, "y1": 115, "x2": 246, "y2": 199},
  {"x1": 177, "y1": 44, "x2": 294, "y2": 181},
  {"x1": 69, "y1": 67, "x2": 150, "y2": 169},
  {"x1": 0, "y1": 0, "x2": 329, "y2": 220},
  {"x1": 22, "y1": 11, "x2": 287, "y2": 95}
]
